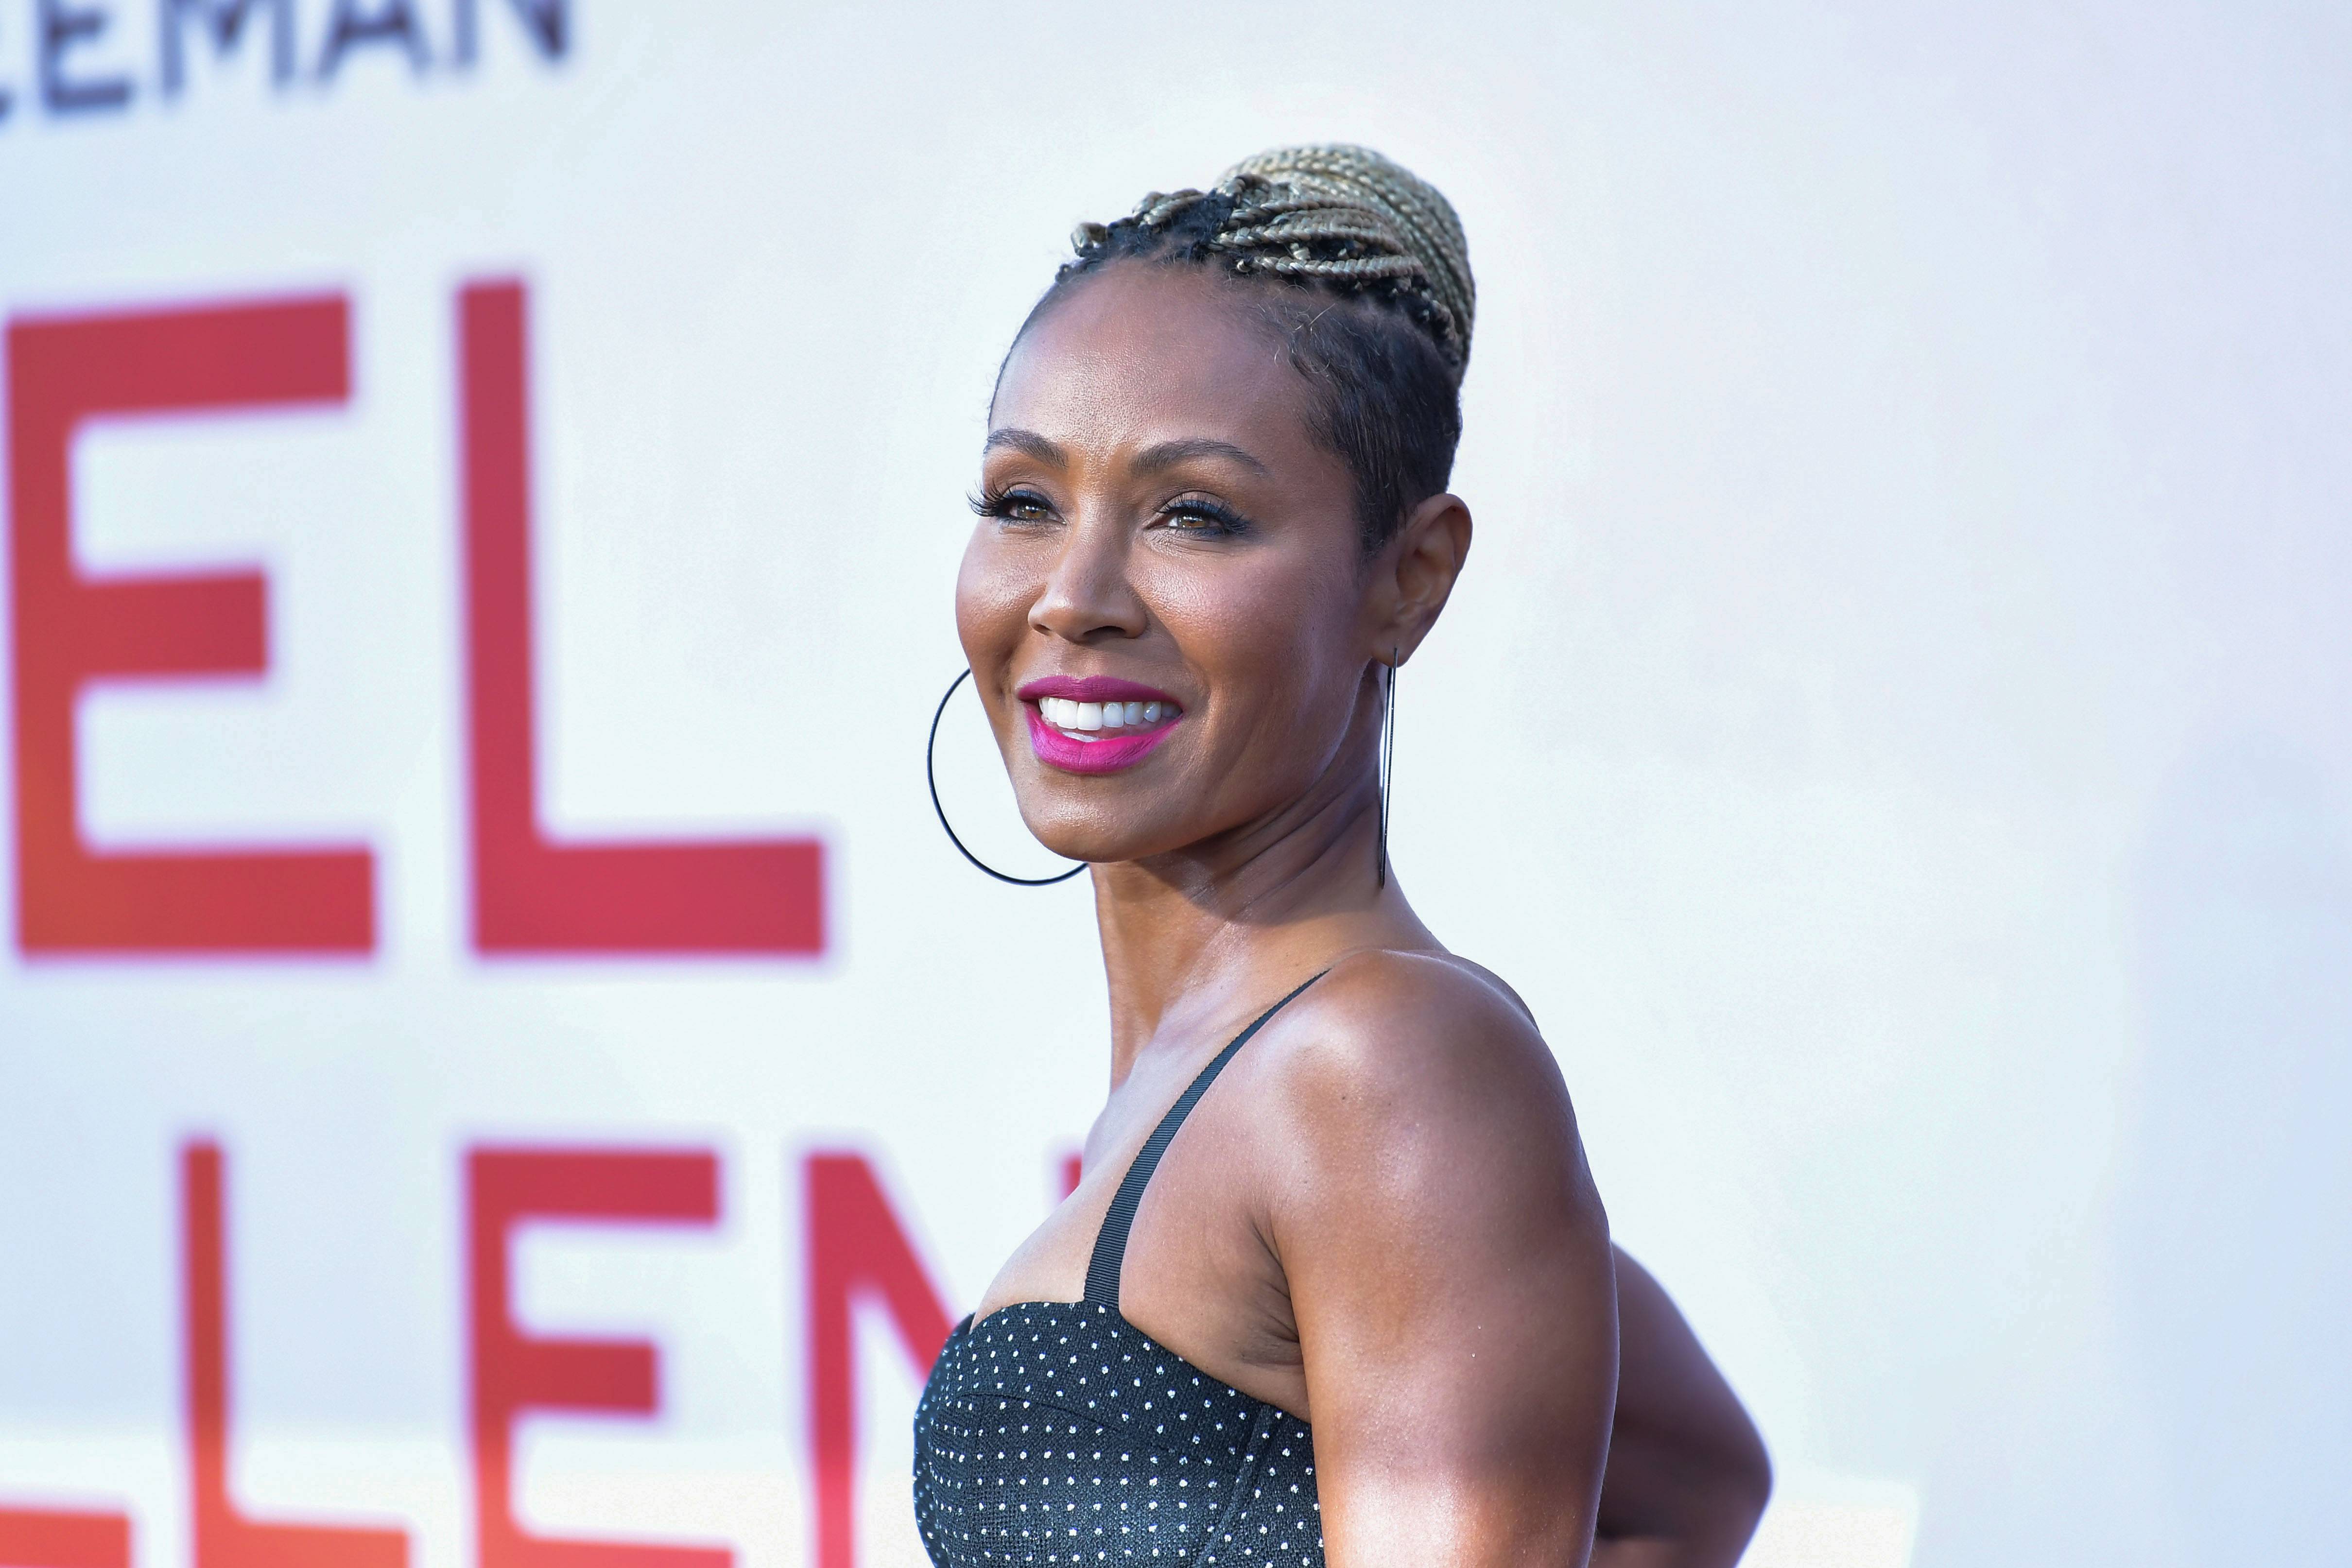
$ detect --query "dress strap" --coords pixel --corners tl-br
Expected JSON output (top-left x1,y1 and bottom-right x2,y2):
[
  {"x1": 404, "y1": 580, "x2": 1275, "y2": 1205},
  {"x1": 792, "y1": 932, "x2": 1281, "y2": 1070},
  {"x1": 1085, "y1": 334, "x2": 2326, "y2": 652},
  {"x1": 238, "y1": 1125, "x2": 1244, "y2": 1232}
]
[{"x1": 1082, "y1": 971, "x2": 1327, "y2": 1311}]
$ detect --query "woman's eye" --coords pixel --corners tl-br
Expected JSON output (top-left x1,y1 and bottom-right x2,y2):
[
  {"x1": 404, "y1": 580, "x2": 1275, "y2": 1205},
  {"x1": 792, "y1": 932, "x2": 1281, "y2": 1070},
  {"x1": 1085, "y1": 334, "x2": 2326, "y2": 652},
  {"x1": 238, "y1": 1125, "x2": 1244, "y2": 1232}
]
[
  {"x1": 971, "y1": 488, "x2": 1056, "y2": 523},
  {"x1": 1158, "y1": 500, "x2": 1251, "y2": 536}
]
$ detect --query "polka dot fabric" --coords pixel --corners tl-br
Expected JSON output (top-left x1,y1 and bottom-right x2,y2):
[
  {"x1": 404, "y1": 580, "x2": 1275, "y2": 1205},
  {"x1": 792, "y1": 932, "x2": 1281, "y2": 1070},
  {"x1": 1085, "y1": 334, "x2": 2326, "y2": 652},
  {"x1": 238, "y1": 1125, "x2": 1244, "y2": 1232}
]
[{"x1": 914, "y1": 1299, "x2": 1323, "y2": 1567}]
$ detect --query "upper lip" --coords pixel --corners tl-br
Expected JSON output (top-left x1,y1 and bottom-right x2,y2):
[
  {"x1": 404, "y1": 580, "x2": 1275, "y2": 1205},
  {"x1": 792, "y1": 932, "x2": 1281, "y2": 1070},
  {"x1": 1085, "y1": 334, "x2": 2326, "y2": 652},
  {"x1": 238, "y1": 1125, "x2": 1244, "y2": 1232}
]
[{"x1": 1015, "y1": 675, "x2": 1182, "y2": 707}]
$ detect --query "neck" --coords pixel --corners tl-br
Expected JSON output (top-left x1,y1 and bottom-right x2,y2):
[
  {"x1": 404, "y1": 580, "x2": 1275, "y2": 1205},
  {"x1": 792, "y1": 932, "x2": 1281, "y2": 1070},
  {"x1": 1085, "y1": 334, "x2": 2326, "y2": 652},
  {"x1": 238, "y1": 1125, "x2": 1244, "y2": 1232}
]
[{"x1": 1088, "y1": 726, "x2": 1438, "y2": 1086}]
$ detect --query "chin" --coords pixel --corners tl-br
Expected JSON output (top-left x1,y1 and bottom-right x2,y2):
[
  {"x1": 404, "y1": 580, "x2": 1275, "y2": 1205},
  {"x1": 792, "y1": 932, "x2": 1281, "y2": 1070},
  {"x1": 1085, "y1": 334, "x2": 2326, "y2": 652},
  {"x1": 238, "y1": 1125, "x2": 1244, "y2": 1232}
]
[{"x1": 1013, "y1": 792, "x2": 1191, "y2": 868}]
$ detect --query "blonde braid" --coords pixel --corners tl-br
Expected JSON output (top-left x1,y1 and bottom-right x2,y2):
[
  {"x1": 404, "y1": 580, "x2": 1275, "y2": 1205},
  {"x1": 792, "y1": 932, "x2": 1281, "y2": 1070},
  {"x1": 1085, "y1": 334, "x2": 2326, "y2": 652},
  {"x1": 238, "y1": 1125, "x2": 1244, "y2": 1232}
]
[{"x1": 1070, "y1": 144, "x2": 1476, "y2": 375}]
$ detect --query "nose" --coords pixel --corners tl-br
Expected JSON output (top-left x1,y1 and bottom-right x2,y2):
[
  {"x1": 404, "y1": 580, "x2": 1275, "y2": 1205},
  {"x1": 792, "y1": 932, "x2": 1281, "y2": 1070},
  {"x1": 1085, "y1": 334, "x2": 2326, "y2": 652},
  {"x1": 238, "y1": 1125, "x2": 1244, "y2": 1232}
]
[{"x1": 1030, "y1": 513, "x2": 1146, "y2": 644}]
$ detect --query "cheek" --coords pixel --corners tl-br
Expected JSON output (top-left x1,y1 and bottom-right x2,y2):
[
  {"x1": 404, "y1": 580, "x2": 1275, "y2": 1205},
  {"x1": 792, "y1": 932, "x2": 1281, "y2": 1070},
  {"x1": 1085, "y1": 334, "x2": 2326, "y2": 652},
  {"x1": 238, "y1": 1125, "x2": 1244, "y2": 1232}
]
[
  {"x1": 953, "y1": 528, "x2": 1035, "y2": 669},
  {"x1": 1157, "y1": 556, "x2": 1359, "y2": 726}
]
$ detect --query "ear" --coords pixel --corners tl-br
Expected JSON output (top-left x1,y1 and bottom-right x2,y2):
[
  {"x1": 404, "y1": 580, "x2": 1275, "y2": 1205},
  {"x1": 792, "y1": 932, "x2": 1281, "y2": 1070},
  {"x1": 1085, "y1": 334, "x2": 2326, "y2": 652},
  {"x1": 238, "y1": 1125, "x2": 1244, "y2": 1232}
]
[{"x1": 1369, "y1": 491, "x2": 1473, "y2": 663}]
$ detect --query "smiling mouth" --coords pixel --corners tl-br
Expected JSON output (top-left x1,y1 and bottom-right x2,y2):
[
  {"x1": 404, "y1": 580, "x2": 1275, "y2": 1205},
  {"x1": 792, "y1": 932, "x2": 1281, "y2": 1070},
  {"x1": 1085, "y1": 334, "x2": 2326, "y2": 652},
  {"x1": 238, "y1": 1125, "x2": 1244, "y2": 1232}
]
[
  {"x1": 1018, "y1": 685, "x2": 1185, "y2": 775},
  {"x1": 1033, "y1": 696, "x2": 1181, "y2": 741}
]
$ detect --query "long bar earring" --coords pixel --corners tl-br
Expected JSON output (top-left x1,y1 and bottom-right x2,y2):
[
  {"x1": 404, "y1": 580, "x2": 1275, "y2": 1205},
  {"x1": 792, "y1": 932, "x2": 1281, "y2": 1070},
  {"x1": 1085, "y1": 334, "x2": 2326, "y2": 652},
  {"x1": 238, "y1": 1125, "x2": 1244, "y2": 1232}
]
[{"x1": 1377, "y1": 646, "x2": 1398, "y2": 889}]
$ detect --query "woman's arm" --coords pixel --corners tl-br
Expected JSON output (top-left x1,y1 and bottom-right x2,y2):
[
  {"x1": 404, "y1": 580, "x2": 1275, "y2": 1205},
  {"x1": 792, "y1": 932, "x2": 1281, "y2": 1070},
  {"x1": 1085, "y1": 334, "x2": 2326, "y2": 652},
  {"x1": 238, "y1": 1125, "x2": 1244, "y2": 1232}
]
[
  {"x1": 1592, "y1": 1249, "x2": 1772, "y2": 1568},
  {"x1": 1267, "y1": 954, "x2": 1619, "y2": 1566}
]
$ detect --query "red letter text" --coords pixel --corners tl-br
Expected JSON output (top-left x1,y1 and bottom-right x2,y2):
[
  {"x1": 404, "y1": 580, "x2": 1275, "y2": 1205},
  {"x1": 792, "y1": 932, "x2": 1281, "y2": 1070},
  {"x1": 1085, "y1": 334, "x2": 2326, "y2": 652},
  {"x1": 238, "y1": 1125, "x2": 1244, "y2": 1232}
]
[
  {"x1": 805, "y1": 1152, "x2": 956, "y2": 1568},
  {"x1": 183, "y1": 1141, "x2": 409, "y2": 1568},
  {"x1": 0, "y1": 1508, "x2": 130, "y2": 1568},
  {"x1": 459, "y1": 280, "x2": 825, "y2": 954},
  {"x1": 8, "y1": 296, "x2": 373, "y2": 952},
  {"x1": 467, "y1": 1147, "x2": 729, "y2": 1568}
]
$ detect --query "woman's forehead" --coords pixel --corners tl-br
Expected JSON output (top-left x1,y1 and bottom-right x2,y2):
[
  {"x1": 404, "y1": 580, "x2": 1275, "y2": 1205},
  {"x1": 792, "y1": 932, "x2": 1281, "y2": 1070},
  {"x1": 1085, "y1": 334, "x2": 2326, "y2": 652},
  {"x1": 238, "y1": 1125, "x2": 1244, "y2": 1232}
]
[{"x1": 990, "y1": 268, "x2": 1322, "y2": 467}]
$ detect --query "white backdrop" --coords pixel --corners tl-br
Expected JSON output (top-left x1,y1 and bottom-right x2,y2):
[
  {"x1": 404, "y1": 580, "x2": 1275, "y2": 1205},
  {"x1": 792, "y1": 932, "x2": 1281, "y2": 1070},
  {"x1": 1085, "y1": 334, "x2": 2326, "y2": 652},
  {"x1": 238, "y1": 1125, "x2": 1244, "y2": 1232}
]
[{"x1": 4, "y1": 4, "x2": 2347, "y2": 1567}]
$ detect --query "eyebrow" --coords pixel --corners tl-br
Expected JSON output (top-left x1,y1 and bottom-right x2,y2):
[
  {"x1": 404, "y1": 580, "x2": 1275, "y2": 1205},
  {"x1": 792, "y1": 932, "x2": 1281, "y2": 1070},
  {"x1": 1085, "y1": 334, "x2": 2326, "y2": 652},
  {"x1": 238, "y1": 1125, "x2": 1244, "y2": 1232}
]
[
  {"x1": 980, "y1": 429, "x2": 1270, "y2": 478},
  {"x1": 981, "y1": 428, "x2": 1067, "y2": 465},
  {"x1": 1132, "y1": 437, "x2": 1270, "y2": 477}
]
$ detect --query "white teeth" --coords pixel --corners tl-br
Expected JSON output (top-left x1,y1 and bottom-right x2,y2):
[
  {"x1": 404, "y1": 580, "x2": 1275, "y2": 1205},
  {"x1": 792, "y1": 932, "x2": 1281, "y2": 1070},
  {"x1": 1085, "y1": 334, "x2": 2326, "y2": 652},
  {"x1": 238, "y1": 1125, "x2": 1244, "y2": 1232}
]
[{"x1": 1037, "y1": 696, "x2": 1178, "y2": 732}]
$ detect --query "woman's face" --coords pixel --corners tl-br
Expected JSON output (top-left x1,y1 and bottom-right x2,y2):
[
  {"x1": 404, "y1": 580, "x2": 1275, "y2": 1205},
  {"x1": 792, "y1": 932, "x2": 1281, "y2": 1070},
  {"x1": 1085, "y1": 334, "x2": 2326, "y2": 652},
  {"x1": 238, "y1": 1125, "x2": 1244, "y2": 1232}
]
[{"x1": 957, "y1": 263, "x2": 1402, "y2": 869}]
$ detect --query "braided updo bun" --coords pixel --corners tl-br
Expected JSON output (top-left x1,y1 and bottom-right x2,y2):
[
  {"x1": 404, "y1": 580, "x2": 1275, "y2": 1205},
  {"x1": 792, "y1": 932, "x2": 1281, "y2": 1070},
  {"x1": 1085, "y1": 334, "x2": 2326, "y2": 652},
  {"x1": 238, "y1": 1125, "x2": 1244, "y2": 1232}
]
[
  {"x1": 1075, "y1": 144, "x2": 1476, "y2": 375},
  {"x1": 1026, "y1": 145, "x2": 1471, "y2": 553}
]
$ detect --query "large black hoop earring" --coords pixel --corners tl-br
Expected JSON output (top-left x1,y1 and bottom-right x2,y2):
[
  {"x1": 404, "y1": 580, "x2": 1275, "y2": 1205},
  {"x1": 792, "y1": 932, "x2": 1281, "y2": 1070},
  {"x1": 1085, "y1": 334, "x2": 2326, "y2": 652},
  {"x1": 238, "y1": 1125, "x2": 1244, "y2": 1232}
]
[
  {"x1": 1378, "y1": 646, "x2": 1398, "y2": 890},
  {"x1": 926, "y1": 668, "x2": 1087, "y2": 887}
]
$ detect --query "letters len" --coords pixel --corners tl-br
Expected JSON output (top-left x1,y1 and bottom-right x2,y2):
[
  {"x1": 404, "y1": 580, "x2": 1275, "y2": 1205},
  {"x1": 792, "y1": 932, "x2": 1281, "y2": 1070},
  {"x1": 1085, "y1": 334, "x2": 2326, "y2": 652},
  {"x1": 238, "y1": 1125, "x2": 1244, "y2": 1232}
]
[
  {"x1": 7, "y1": 1137, "x2": 989, "y2": 1566},
  {"x1": 467, "y1": 1148, "x2": 732, "y2": 1568},
  {"x1": 6, "y1": 295, "x2": 375, "y2": 953}
]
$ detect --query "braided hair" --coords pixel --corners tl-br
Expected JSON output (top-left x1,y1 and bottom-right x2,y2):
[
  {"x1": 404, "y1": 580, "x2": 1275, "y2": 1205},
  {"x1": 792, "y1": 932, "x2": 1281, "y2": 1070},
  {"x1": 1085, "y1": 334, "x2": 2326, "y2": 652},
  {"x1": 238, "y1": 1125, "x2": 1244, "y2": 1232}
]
[{"x1": 1020, "y1": 144, "x2": 1474, "y2": 555}]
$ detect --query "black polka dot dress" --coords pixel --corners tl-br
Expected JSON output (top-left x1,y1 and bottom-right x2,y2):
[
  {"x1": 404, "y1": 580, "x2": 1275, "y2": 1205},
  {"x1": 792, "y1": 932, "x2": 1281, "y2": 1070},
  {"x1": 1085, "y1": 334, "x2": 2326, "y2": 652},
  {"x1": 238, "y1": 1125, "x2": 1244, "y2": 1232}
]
[{"x1": 914, "y1": 979, "x2": 1327, "y2": 1568}]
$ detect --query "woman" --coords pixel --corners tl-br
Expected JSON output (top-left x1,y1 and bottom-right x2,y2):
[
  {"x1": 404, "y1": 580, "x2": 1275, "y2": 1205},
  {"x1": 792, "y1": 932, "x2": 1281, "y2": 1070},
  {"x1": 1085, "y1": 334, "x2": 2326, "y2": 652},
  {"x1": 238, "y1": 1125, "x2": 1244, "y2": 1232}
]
[{"x1": 915, "y1": 146, "x2": 1768, "y2": 1567}]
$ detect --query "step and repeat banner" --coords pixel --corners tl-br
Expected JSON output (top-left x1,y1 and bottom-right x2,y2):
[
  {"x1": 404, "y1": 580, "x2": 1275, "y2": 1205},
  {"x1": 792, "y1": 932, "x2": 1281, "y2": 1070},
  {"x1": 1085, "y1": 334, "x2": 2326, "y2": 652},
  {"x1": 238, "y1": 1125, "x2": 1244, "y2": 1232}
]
[{"x1": 3, "y1": 5, "x2": 2345, "y2": 1568}]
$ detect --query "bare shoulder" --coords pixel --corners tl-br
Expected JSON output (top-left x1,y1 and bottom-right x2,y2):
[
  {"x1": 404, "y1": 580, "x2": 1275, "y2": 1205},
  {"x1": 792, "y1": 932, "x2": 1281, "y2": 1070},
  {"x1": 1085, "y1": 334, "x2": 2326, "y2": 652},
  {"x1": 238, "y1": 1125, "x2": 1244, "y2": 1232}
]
[
  {"x1": 1250, "y1": 948, "x2": 1598, "y2": 1218},
  {"x1": 1247, "y1": 948, "x2": 1614, "y2": 1469},
  {"x1": 1262, "y1": 948, "x2": 1573, "y2": 1120}
]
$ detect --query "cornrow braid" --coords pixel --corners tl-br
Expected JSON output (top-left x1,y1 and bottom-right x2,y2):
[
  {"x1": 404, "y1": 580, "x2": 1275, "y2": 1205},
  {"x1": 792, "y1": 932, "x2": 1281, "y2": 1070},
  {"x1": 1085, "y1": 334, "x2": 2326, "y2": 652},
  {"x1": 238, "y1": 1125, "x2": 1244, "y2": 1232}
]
[{"x1": 1038, "y1": 145, "x2": 1473, "y2": 554}]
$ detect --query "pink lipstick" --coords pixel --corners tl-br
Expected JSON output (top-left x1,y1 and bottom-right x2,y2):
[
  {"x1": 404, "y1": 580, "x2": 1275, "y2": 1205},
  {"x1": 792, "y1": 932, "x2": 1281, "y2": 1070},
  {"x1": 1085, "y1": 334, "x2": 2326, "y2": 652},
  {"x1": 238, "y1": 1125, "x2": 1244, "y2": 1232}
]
[{"x1": 1015, "y1": 676, "x2": 1185, "y2": 775}]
